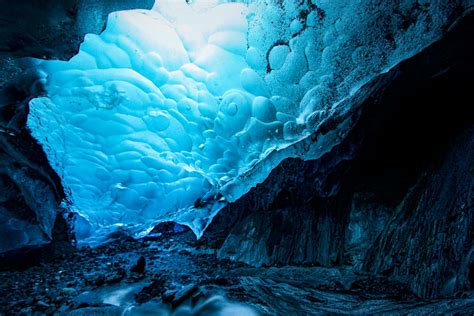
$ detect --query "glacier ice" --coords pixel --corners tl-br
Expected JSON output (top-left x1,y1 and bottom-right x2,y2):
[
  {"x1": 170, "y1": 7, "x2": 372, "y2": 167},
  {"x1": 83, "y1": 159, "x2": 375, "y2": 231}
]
[{"x1": 27, "y1": 0, "x2": 461, "y2": 243}]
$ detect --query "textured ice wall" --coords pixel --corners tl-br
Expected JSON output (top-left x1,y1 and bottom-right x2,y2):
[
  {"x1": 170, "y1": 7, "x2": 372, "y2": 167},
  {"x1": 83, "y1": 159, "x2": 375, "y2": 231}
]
[{"x1": 27, "y1": 0, "x2": 462, "y2": 242}]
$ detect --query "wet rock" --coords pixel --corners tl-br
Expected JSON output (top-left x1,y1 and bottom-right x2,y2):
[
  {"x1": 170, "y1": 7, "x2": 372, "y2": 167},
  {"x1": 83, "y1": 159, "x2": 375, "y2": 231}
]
[
  {"x1": 88, "y1": 268, "x2": 126, "y2": 286},
  {"x1": 61, "y1": 287, "x2": 77, "y2": 296},
  {"x1": 130, "y1": 256, "x2": 146, "y2": 274},
  {"x1": 36, "y1": 300, "x2": 50, "y2": 308},
  {"x1": 67, "y1": 305, "x2": 123, "y2": 316},
  {"x1": 169, "y1": 284, "x2": 200, "y2": 308},
  {"x1": 146, "y1": 221, "x2": 191, "y2": 239},
  {"x1": 135, "y1": 277, "x2": 168, "y2": 304},
  {"x1": 20, "y1": 307, "x2": 33, "y2": 314}
]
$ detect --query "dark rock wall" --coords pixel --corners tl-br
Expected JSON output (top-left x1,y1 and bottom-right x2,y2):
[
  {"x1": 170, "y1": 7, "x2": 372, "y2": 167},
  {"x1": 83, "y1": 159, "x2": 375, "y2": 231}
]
[
  {"x1": 206, "y1": 11, "x2": 474, "y2": 298},
  {"x1": 216, "y1": 156, "x2": 353, "y2": 267},
  {"x1": 364, "y1": 128, "x2": 474, "y2": 298},
  {"x1": 352, "y1": 12, "x2": 474, "y2": 299},
  {"x1": 344, "y1": 192, "x2": 391, "y2": 270},
  {"x1": 0, "y1": 68, "x2": 68, "y2": 254}
]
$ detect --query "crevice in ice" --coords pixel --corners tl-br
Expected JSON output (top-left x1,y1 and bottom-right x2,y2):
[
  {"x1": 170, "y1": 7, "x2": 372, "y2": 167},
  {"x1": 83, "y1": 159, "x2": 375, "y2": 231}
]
[{"x1": 26, "y1": 0, "x2": 463, "y2": 244}]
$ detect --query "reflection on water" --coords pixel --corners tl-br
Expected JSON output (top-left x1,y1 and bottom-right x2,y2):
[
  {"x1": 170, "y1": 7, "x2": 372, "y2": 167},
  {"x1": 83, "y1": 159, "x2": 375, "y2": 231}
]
[
  {"x1": 125, "y1": 294, "x2": 259, "y2": 316},
  {"x1": 75, "y1": 284, "x2": 258, "y2": 316},
  {"x1": 74, "y1": 283, "x2": 147, "y2": 307}
]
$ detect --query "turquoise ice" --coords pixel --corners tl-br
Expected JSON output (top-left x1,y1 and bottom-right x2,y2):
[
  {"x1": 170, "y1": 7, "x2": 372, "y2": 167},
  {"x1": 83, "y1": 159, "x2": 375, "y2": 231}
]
[{"x1": 27, "y1": 0, "x2": 457, "y2": 242}]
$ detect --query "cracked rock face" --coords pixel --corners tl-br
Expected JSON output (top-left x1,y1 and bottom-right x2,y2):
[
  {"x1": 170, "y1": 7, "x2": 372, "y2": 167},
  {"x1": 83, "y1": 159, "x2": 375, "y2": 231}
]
[{"x1": 364, "y1": 128, "x2": 474, "y2": 298}]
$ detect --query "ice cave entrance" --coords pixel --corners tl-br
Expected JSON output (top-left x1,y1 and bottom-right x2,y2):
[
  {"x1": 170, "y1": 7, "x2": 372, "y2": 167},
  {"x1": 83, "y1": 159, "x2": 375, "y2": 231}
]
[
  {"x1": 27, "y1": 0, "x2": 310, "y2": 243},
  {"x1": 27, "y1": 0, "x2": 442, "y2": 244}
]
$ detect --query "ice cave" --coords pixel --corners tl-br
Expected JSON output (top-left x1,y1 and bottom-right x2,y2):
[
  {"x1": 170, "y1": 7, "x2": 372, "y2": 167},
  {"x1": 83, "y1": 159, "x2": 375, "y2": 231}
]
[
  {"x1": 27, "y1": 0, "x2": 458, "y2": 243},
  {"x1": 0, "y1": 0, "x2": 473, "y2": 314}
]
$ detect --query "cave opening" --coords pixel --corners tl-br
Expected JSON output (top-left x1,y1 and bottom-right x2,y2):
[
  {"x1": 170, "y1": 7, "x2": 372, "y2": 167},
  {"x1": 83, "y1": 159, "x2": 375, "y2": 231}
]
[{"x1": 25, "y1": 0, "x2": 468, "y2": 247}]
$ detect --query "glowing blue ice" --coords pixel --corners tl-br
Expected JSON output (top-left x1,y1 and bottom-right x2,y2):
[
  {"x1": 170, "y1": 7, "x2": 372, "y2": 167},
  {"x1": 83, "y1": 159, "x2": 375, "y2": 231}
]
[
  {"x1": 27, "y1": 0, "x2": 457, "y2": 242},
  {"x1": 29, "y1": 1, "x2": 287, "y2": 240}
]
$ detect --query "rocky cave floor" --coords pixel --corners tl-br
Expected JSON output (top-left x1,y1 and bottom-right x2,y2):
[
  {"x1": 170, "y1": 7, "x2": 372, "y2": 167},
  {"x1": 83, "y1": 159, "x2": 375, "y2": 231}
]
[{"x1": 1, "y1": 229, "x2": 473, "y2": 316}]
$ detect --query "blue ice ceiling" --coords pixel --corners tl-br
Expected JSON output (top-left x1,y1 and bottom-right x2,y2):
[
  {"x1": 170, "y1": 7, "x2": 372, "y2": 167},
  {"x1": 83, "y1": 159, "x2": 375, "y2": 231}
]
[{"x1": 27, "y1": 0, "x2": 455, "y2": 242}]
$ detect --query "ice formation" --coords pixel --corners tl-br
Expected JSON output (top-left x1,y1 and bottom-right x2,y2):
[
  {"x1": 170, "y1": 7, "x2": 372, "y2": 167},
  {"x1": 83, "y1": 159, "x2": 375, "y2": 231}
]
[{"x1": 27, "y1": 0, "x2": 457, "y2": 242}]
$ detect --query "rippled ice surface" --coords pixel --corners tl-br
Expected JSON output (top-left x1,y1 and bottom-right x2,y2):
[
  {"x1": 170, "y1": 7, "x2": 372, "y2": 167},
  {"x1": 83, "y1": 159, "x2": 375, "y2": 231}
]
[{"x1": 27, "y1": 0, "x2": 457, "y2": 242}]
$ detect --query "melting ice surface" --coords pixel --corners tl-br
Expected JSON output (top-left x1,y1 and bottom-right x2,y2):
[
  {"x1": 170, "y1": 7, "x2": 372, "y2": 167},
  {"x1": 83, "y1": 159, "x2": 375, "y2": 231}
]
[
  {"x1": 27, "y1": 0, "x2": 454, "y2": 243},
  {"x1": 29, "y1": 1, "x2": 284, "y2": 240}
]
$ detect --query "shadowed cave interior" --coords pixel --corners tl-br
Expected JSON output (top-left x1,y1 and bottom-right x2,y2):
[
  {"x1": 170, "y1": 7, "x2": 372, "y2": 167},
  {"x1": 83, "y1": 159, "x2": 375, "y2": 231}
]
[{"x1": 0, "y1": 0, "x2": 473, "y2": 315}]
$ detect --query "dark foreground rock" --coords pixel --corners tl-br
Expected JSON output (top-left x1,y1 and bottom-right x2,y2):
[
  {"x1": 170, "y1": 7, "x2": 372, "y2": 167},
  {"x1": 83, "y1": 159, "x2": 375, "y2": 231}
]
[{"x1": 0, "y1": 231, "x2": 473, "y2": 315}]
